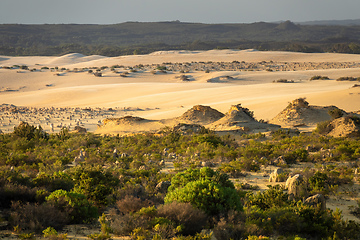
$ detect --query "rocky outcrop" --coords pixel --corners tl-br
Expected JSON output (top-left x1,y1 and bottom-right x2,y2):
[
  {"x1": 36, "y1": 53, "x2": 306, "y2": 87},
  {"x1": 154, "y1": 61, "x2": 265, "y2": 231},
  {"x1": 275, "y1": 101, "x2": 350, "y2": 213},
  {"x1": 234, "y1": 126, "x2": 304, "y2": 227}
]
[
  {"x1": 156, "y1": 181, "x2": 171, "y2": 193},
  {"x1": 285, "y1": 174, "x2": 308, "y2": 199},
  {"x1": 269, "y1": 168, "x2": 284, "y2": 182},
  {"x1": 273, "y1": 156, "x2": 287, "y2": 166},
  {"x1": 304, "y1": 194, "x2": 326, "y2": 211},
  {"x1": 70, "y1": 149, "x2": 86, "y2": 166}
]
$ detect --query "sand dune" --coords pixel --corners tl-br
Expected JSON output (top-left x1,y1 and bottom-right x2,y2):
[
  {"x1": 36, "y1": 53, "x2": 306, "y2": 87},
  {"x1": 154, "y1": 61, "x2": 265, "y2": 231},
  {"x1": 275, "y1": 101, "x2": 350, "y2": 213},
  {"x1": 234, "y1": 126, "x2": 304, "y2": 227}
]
[{"x1": 1, "y1": 49, "x2": 360, "y2": 134}]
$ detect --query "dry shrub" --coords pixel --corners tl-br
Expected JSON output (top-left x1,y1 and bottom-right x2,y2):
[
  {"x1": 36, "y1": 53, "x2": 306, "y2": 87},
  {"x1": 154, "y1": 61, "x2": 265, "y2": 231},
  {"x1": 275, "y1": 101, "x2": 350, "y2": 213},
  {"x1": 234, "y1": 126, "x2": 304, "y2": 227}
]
[
  {"x1": 0, "y1": 183, "x2": 37, "y2": 208},
  {"x1": 213, "y1": 211, "x2": 245, "y2": 240},
  {"x1": 10, "y1": 201, "x2": 68, "y2": 233},
  {"x1": 157, "y1": 202, "x2": 207, "y2": 235},
  {"x1": 109, "y1": 213, "x2": 148, "y2": 236},
  {"x1": 116, "y1": 195, "x2": 153, "y2": 214},
  {"x1": 213, "y1": 219, "x2": 244, "y2": 239}
]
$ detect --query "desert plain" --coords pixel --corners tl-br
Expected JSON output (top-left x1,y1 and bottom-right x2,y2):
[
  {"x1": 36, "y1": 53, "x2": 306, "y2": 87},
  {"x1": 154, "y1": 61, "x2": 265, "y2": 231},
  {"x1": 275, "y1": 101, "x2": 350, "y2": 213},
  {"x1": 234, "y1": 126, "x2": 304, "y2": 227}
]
[
  {"x1": 1, "y1": 50, "x2": 360, "y2": 238},
  {"x1": 1, "y1": 49, "x2": 360, "y2": 135}
]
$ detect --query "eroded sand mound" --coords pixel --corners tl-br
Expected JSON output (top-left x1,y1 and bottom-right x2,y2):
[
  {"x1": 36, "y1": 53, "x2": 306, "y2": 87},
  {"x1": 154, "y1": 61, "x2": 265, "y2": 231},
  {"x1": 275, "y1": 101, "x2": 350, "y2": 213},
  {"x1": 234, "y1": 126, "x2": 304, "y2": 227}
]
[
  {"x1": 174, "y1": 105, "x2": 225, "y2": 125},
  {"x1": 209, "y1": 104, "x2": 280, "y2": 132},
  {"x1": 270, "y1": 98, "x2": 345, "y2": 128},
  {"x1": 327, "y1": 116, "x2": 360, "y2": 137},
  {"x1": 95, "y1": 104, "x2": 281, "y2": 135},
  {"x1": 96, "y1": 116, "x2": 165, "y2": 135}
]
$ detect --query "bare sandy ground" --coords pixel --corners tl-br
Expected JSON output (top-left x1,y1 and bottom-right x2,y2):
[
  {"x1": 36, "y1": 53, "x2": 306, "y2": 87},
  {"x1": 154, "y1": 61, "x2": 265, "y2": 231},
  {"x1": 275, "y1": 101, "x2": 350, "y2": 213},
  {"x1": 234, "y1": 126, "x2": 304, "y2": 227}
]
[{"x1": 1, "y1": 49, "x2": 360, "y2": 134}]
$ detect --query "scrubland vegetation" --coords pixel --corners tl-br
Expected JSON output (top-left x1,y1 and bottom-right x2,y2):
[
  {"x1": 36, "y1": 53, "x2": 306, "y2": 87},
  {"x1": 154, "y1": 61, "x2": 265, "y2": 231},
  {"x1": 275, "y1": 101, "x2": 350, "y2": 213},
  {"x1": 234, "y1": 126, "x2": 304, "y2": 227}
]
[
  {"x1": 1, "y1": 122, "x2": 360, "y2": 239},
  {"x1": 3, "y1": 22, "x2": 360, "y2": 56}
]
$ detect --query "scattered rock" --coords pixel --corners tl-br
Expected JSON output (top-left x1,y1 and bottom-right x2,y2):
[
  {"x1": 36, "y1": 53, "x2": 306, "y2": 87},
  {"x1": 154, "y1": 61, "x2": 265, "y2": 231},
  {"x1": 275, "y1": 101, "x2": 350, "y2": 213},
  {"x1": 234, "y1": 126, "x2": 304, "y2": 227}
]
[
  {"x1": 155, "y1": 181, "x2": 171, "y2": 193},
  {"x1": 269, "y1": 168, "x2": 284, "y2": 182},
  {"x1": 201, "y1": 161, "x2": 213, "y2": 167},
  {"x1": 273, "y1": 156, "x2": 287, "y2": 166},
  {"x1": 304, "y1": 194, "x2": 326, "y2": 211}
]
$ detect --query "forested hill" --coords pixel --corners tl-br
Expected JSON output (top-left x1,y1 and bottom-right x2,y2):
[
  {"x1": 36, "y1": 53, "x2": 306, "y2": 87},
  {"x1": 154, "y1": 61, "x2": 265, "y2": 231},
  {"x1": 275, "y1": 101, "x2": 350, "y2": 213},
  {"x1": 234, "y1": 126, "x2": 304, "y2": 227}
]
[{"x1": 2, "y1": 21, "x2": 360, "y2": 56}]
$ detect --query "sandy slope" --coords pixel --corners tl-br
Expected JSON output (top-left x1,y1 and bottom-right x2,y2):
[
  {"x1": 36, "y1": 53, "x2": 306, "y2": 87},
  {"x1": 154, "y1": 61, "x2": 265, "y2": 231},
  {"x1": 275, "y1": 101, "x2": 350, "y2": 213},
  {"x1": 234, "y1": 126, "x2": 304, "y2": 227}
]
[{"x1": 0, "y1": 50, "x2": 360, "y2": 132}]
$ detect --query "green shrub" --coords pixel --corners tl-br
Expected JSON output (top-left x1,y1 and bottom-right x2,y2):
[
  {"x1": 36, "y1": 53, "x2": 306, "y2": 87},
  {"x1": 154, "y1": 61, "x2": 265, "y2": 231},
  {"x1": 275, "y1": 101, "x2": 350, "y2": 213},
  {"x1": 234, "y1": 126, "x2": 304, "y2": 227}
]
[
  {"x1": 13, "y1": 122, "x2": 48, "y2": 141},
  {"x1": 42, "y1": 227, "x2": 68, "y2": 240},
  {"x1": 309, "y1": 171, "x2": 329, "y2": 193},
  {"x1": 71, "y1": 166, "x2": 120, "y2": 206},
  {"x1": 284, "y1": 148, "x2": 309, "y2": 163},
  {"x1": 245, "y1": 185, "x2": 289, "y2": 210},
  {"x1": 46, "y1": 189, "x2": 98, "y2": 224},
  {"x1": 32, "y1": 171, "x2": 74, "y2": 192},
  {"x1": 165, "y1": 168, "x2": 242, "y2": 215}
]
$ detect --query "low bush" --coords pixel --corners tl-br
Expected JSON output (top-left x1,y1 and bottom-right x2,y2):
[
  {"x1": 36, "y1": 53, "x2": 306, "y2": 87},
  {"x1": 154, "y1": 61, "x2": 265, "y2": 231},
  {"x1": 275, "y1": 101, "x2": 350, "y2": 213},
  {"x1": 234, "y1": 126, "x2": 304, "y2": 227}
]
[
  {"x1": 315, "y1": 121, "x2": 334, "y2": 134},
  {"x1": 310, "y1": 75, "x2": 329, "y2": 80},
  {"x1": 32, "y1": 171, "x2": 74, "y2": 192},
  {"x1": 336, "y1": 76, "x2": 359, "y2": 81},
  {"x1": 0, "y1": 183, "x2": 37, "y2": 208},
  {"x1": 157, "y1": 202, "x2": 207, "y2": 235},
  {"x1": 328, "y1": 108, "x2": 344, "y2": 119},
  {"x1": 46, "y1": 189, "x2": 99, "y2": 224},
  {"x1": 115, "y1": 195, "x2": 153, "y2": 214},
  {"x1": 10, "y1": 201, "x2": 68, "y2": 233},
  {"x1": 273, "y1": 79, "x2": 294, "y2": 83}
]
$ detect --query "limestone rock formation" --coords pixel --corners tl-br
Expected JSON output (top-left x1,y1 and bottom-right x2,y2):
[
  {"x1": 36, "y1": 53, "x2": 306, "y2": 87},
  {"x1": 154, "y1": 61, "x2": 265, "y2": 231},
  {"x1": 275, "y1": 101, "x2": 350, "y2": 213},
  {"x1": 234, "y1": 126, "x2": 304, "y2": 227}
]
[
  {"x1": 155, "y1": 181, "x2": 171, "y2": 193},
  {"x1": 304, "y1": 194, "x2": 326, "y2": 211},
  {"x1": 273, "y1": 156, "x2": 287, "y2": 166},
  {"x1": 269, "y1": 168, "x2": 284, "y2": 182},
  {"x1": 71, "y1": 149, "x2": 86, "y2": 166},
  {"x1": 285, "y1": 174, "x2": 308, "y2": 199}
]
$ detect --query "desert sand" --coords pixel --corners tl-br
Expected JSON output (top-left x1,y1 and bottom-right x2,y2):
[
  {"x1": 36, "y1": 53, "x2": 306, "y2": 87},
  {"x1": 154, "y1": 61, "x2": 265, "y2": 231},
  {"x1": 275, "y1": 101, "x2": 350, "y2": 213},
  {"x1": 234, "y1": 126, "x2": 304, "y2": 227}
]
[
  {"x1": 1, "y1": 49, "x2": 360, "y2": 134},
  {"x1": 1, "y1": 49, "x2": 360, "y2": 237}
]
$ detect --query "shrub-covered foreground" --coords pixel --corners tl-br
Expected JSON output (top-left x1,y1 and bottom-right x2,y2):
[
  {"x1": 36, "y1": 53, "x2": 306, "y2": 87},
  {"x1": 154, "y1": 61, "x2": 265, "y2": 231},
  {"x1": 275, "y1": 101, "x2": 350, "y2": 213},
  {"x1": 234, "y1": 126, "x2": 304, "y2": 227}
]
[{"x1": 1, "y1": 123, "x2": 360, "y2": 239}]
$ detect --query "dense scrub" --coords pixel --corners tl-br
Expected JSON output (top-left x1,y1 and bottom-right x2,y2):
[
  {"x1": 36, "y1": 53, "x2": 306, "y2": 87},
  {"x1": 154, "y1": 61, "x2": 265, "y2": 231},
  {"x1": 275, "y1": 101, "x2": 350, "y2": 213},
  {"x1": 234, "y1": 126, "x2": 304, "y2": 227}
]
[
  {"x1": 3, "y1": 22, "x2": 360, "y2": 56},
  {"x1": 1, "y1": 123, "x2": 360, "y2": 239}
]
